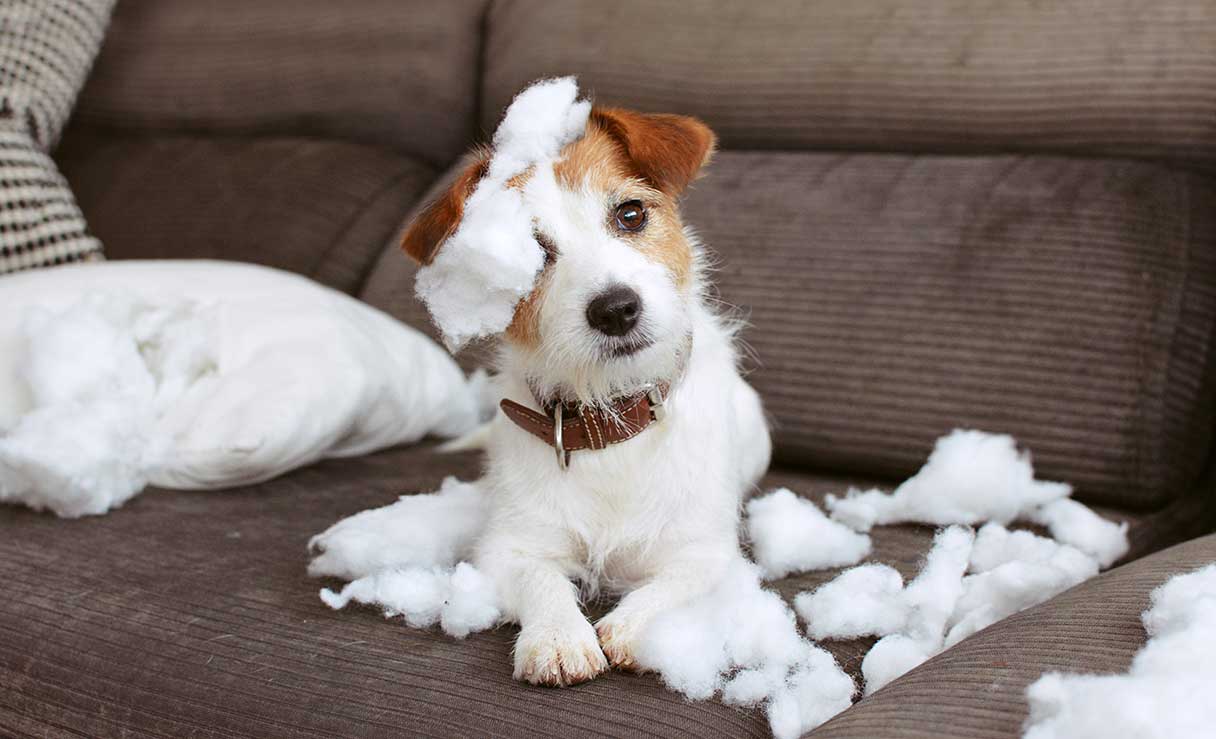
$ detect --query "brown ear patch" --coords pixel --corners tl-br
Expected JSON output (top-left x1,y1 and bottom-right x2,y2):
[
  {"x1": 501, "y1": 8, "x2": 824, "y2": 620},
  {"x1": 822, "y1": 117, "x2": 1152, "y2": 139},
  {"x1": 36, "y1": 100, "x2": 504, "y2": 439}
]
[
  {"x1": 400, "y1": 148, "x2": 490, "y2": 265},
  {"x1": 590, "y1": 107, "x2": 716, "y2": 197}
]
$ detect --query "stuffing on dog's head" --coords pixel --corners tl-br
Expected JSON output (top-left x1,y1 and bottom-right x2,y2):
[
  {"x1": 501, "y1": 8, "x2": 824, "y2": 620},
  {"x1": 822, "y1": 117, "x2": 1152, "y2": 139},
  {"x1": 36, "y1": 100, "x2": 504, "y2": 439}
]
[{"x1": 402, "y1": 106, "x2": 716, "y2": 405}]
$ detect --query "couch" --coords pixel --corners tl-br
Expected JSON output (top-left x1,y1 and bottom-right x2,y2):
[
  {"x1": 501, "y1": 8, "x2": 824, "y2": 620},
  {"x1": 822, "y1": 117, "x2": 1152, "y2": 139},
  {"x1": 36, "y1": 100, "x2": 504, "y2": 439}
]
[{"x1": 3, "y1": 1, "x2": 1215, "y2": 736}]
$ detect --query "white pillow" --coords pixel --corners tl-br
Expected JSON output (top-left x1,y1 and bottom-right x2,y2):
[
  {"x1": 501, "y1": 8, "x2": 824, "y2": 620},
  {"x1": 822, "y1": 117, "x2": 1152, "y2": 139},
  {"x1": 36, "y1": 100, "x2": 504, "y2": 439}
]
[{"x1": 0, "y1": 260, "x2": 483, "y2": 517}]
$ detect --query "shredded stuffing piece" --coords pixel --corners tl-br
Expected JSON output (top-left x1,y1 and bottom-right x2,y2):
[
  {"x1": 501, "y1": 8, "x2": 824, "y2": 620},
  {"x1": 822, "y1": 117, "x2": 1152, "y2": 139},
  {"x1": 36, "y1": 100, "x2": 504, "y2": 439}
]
[
  {"x1": 1022, "y1": 564, "x2": 1216, "y2": 739},
  {"x1": 633, "y1": 559, "x2": 856, "y2": 739},
  {"x1": 747, "y1": 487, "x2": 872, "y2": 580},
  {"x1": 414, "y1": 77, "x2": 591, "y2": 351},
  {"x1": 826, "y1": 430, "x2": 1072, "y2": 528}
]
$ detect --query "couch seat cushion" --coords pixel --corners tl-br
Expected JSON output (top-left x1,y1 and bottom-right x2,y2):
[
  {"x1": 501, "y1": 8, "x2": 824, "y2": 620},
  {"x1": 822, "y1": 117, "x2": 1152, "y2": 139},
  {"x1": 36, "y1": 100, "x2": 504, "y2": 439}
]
[
  {"x1": 1, "y1": 445, "x2": 1203, "y2": 737},
  {"x1": 54, "y1": 131, "x2": 436, "y2": 294}
]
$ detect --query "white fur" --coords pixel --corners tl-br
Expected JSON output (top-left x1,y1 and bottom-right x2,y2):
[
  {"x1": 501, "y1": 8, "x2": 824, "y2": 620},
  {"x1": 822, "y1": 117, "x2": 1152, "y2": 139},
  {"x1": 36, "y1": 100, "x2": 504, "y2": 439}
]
[{"x1": 466, "y1": 154, "x2": 771, "y2": 684}]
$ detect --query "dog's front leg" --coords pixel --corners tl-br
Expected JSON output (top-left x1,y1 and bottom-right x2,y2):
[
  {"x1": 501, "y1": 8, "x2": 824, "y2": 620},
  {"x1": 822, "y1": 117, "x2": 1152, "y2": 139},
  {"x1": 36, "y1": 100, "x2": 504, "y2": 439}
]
[
  {"x1": 596, "y1": 546, "x2": 735, "y2": 670},
  {"x1": 477, "y1": 540, "x2": 607, "y2": 687}
]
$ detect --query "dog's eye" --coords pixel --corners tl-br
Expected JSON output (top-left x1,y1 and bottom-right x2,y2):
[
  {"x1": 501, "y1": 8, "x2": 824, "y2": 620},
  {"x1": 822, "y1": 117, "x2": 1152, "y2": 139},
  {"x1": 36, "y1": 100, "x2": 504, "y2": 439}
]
[{"x1": 613, "y1": 200, "x2": 647, "y2": 232}]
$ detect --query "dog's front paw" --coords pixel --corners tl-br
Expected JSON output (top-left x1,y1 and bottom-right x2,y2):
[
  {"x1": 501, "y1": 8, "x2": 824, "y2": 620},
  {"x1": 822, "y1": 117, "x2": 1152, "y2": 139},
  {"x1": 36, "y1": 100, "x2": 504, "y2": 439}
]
[
  {"x1": 595, "y1": 610, "x2": 649, "y2": 672},
  {"x1": 514, "y1": 619, "x2": 608, "y2": 687}
]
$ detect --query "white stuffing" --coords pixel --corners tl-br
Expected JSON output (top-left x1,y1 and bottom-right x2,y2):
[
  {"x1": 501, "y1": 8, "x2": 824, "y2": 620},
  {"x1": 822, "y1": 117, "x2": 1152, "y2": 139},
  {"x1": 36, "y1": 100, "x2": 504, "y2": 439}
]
[
  {"x1": 825, "y1": 430, "x2": 1072, "y2": 531},
  {"x1": 308, "y1": 476, "x2": 487, "y2": 580},
  {"x1": 747, "y1": 487, "x2": 872, "y2": 580},
  {"x1": 320, "y1": 562, "x2": 500, "y2": 639},
  {"x1": 414, "y1": 77, "x2": 591, "y2": 351},
  {"x1": 808, "y1": 522, "x2": 1113, "y2": 695},
  {"x1": 1022, "y1": 564, "x2": 1216, "y2": 739},
  {"x1": 634, "y1": 559, "x2": 855, "y2": 739},
  {"x1": 1027, "y1": 497, "x2": 1129, "y2": 569},
  {"x1": 856, "y1": 526, "x2": 975, "y2": 694},
  {"x1": 943, "y1": 525, "x2": 1098, "y2": 649},
  {"x1": 0, "y1": 260, "x2": 484, "y2": 517},
  {"x1": 860, "y1": 634, "x2": 932, "y2": 696},
  {"x1": 795, "y1": 563, "x2": 906, "y2": 640}
]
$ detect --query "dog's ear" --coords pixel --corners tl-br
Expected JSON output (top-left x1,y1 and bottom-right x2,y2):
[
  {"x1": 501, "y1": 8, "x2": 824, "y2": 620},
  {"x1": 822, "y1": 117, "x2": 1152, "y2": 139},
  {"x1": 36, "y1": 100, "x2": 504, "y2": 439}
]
[
  {"x1": 401, "y1": 148, "x2": 490, "y2": 265},
  {"x1": 590, "y1": 107, "x2": 717, "y2": 196}
]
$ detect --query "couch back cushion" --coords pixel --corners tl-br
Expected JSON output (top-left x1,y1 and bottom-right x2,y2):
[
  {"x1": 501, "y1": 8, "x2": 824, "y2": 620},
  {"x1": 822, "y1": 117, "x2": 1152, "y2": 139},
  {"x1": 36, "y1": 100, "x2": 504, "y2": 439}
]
[
  {"x1": 483, "y1": 0, "x2": 1216, "y2": 172},
  {"x1": 74, "y1": 0, "x2": 487, "y2": 167},
  {"x1": 363, "y1": 152, "x2": 1216, "y2": 510},
  {"x1": 683, "y1": 153, "x2": 1216, "y2": 509}
]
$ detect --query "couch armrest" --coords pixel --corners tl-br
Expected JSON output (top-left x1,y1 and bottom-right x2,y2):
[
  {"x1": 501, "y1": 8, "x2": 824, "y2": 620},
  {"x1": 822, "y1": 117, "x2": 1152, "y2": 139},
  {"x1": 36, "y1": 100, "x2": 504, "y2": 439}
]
[{"x1": 809, "y1": 531, "x2": 1216, "y2": 738}]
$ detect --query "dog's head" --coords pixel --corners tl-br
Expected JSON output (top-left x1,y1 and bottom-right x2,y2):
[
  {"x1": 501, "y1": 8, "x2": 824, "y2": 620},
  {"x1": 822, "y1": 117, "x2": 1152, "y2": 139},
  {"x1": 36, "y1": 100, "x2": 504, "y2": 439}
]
[{"x1": 402, "y1": 107, "x2": 716, "y2": 404}]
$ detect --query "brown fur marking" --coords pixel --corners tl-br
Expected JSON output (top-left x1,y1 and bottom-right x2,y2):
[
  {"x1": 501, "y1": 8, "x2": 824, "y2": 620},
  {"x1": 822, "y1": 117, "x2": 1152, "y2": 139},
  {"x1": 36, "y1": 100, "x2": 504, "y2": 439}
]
[{"x1": 400, "y1": 149, "x2": 489, "y2": 265}]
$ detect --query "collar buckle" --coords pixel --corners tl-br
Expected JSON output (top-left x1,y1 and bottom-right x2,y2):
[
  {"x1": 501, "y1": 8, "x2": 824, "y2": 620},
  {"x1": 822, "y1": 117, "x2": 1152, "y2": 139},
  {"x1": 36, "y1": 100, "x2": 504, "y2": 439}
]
[
  {"x1": 646, "y1": 385, "x2": 667, "y2": 423},
  {"x1": 553, "y1": 402, "x2": 568, "y2": 470}
]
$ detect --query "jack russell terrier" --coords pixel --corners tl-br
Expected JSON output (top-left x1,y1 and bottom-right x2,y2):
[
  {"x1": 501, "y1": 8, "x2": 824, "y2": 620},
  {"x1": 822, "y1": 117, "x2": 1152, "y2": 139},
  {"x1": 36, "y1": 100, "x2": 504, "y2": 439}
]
[{"x1": 399, "y1": 104, "x2": 771, "y2": 686}]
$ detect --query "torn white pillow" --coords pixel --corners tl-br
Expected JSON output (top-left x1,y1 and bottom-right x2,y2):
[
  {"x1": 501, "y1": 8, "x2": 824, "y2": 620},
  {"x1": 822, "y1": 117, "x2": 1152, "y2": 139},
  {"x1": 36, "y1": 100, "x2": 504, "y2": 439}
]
[
  {"x1": 0, "y1": 260, "x2": 483, "y2": 517},
  {"x1": 414, "y1": 76, "x2": 591, "y2": 351}
]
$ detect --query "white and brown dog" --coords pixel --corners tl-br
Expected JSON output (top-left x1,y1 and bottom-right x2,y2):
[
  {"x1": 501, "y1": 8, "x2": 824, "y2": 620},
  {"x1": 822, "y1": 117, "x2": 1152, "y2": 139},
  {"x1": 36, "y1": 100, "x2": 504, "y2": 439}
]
[{"x1": 400, "y1": 106, "x2": 771, "y2": 686}]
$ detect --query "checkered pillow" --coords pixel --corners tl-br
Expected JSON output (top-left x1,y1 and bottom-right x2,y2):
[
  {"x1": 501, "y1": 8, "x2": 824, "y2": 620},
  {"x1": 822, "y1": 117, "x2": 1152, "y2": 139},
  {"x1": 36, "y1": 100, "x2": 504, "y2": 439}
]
[{"x1": 0, "y1": 0, "x2": 115, "y2": 274}]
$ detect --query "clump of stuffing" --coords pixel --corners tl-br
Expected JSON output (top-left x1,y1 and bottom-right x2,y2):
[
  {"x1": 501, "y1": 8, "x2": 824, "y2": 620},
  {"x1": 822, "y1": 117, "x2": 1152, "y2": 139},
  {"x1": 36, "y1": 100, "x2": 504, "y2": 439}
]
[
  {"x1": 633, "y1": 558, "x2": 856, "y2": 739},
  {"x1": 746, "y1": 487, "x2": 872, "y2": 580},
  {"x1": 802, "y1": 523, "x2": 1107, "y2": 695},
  {"x1": 321, "y1": 562, "x2": 501, "y2": 639},
  {"x1": 1022, "y1": 564, "x2": 1216, "y2": 739},
  {"x1": 308, "y1": 477, "x2": 487, "y2": 580},
  {"x1": 943, "y1": 524, "x2": 1097, "y2": 649},
  {"x1": 858, "y1": 525, "x2": 975, "y2": 693},
  {"x1": 824, "y1": 429, "x2": 1127, "y2": 569},
  {"x1": 1027, "y1": 498, "x2": 1129, "y2": 568},
  {"x1": 414, "y1": 77, "x2": 591, "y2": 351},
  {"x1": 0, "y1": 295, "x2": 205, "y2": 516},
  {"x1": 795, "y1": 563, "x2": 905, "y2": 640},
  {"x1": 826, "y1": 430, "x2": 1072, "y2": 530}
]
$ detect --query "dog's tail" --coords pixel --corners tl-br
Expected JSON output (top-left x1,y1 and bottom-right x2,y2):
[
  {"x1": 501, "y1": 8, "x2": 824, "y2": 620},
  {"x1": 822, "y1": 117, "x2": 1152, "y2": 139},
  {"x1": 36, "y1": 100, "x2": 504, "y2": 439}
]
[{"x1": 439, "y1": 421, "x2": 493, "y2": 453}]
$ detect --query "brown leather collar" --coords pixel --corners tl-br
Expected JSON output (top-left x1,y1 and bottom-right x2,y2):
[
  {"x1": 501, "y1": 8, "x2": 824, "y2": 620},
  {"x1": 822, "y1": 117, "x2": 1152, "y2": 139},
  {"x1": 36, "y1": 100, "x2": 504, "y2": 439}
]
[{"x1": 500, "y1": 383, "x2": 669, "y2": 469}]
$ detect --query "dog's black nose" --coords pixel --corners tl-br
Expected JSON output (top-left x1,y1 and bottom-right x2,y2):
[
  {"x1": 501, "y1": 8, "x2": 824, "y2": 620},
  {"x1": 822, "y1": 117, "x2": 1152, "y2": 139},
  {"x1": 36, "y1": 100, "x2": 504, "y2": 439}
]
[{"x1": 586, "y1": 285, "x2": 642, "y2": 336}]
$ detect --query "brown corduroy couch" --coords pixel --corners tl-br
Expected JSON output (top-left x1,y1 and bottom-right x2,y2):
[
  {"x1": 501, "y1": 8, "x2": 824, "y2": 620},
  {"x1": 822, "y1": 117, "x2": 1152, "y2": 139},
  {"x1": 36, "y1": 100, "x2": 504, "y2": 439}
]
[{"x1": 4, "y1": 2, "x2": 1216, "y2": 737}]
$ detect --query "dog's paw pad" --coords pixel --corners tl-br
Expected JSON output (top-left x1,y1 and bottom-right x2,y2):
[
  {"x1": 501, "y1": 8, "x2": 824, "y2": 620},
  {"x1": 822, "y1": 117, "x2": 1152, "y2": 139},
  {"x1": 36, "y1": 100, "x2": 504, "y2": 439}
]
[{"x1": 514, "y1": 622, "x2": 608, "y2": 687}]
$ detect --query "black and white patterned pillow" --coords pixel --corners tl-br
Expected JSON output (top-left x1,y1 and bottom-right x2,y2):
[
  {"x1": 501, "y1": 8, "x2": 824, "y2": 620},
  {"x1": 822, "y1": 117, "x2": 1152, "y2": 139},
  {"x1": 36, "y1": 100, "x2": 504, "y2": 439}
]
[{"x1": 0, "y1": 0, "x2": 115, "y2": 275}]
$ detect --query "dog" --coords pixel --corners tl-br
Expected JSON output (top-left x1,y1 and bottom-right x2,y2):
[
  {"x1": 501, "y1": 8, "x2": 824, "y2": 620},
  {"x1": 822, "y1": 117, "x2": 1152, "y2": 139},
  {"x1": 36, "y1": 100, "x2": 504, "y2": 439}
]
[{"x1": 399, "y1": 105, "x2": 771, "y2": 686}]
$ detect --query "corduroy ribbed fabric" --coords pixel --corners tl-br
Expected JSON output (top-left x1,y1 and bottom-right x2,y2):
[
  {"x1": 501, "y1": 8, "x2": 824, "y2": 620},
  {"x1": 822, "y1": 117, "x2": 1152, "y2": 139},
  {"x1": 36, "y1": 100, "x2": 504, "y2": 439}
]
[
  {"x1": 73, "y1": 0, "x2": 489, "y2": 168},
  {"x1": 54, "y1": 131, "x2": 438, "y2": 295},
  {"x1": 483, "y1": 0, "x2": 1216, "y2": 171},
  {"x1": 0, "y1": 443, "x2": 1183, "y2": 739},
  {"x1": 684, "y1": 152, "x2": 1216, "y2": 509}
]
